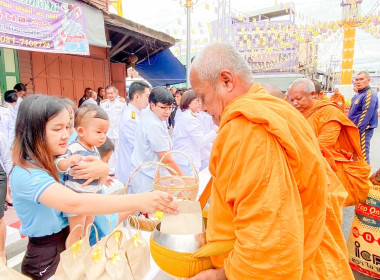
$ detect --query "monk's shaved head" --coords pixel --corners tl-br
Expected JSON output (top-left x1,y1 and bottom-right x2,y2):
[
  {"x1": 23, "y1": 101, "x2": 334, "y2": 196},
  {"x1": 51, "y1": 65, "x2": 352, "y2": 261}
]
[
  {"x1": 262, "y1": 84, "x2": 284, "y2": 99},
  {"x1": 191, "y1": 43, "x2": 254, "y2": 87},
  {"x1": 289, "y1": 78, "x2": 315, "y2": 95}
]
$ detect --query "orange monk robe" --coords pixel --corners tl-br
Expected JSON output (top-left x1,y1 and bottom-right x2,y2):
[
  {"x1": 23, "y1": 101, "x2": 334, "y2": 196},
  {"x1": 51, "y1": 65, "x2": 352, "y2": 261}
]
[
  {"x1": 320, "y1": 92, "x2": 330, "y2": 101},
  {"x1": 302, "y1": 100, "x2": 371, "y2": 206},
  {"x1": 207, "y1": 84, "x2": 353, "y2": 279},
  {"x1": 330, "y1": 92, "x2": 345, "y2": 112}
]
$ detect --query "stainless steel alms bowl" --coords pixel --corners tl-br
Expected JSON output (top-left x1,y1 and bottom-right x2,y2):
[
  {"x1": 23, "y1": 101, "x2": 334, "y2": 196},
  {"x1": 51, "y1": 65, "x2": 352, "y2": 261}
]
[{"x1": 152, "y1": 223, "x2": 207, "y2": 253}]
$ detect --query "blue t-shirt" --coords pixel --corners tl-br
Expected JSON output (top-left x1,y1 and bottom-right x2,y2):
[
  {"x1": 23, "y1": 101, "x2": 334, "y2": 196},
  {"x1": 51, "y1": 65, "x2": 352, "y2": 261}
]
[{"x1": 10, "y1": 166, "x2": 68, "y2": 237}]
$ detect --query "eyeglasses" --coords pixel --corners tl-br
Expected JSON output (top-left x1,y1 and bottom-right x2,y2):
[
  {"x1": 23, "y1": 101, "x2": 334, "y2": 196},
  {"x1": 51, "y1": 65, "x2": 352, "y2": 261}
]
[{"x1": 156, "y1": 105, "x2": 174, "y2": 111}]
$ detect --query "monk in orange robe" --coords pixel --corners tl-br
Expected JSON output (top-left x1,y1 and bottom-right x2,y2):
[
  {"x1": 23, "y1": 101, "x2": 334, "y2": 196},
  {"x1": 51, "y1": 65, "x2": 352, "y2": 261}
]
[
  {"x1": 330, "y1": 88, "x2": 345, "y2": 112},
  {"x1": 288, "y1": 78, "x2": 371, "y2": 206},
  {"x1": 189, "y1": 43, "x2": 353, "y2": 280}
]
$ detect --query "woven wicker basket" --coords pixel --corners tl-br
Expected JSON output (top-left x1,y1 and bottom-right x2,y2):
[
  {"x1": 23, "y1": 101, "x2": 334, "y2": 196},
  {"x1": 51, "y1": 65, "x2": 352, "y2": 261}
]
[
  {"x1": 125, "y1": 151, "x2": 199, "y2": 232},
  {"x1": 125, "y1": 161, "x2": 182, "y2": 232},
  {"x1": 153, "y1": 151, "x2": 199, "y2": 201}
]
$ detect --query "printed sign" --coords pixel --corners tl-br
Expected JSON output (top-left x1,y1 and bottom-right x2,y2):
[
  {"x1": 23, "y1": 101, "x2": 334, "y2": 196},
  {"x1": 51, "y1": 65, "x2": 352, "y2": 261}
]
[
  {"x1": 348, "y1": 186, "x2": 380, "y2": 279},
  {"x1": 0, "y1": 0, "x2": 89, "y2": 55}
]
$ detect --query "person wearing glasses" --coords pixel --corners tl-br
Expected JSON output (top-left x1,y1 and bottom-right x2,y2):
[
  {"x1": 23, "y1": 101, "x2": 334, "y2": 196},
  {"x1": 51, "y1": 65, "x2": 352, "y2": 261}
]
[{"x1": 129, "y1": 87, "x2": 183, "y2": 194}]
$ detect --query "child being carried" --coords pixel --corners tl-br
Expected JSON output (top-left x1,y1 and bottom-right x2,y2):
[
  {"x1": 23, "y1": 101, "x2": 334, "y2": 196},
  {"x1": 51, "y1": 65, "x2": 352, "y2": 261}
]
[{"x1": 55, "y1": 104, "x2": 110, "y2": 246}]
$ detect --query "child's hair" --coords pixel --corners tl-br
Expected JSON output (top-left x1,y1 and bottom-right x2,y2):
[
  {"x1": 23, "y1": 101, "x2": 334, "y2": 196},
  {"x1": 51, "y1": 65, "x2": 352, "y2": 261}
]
[
  {"x1": 74, "y1": 104, "x2": 108, "y2": 128},
  {"x1": 97, "y1": 137, "x2": 115, "y2": 159},
  {"x1": 12, "y1": 94, "x2": 68, "y2": 181}
]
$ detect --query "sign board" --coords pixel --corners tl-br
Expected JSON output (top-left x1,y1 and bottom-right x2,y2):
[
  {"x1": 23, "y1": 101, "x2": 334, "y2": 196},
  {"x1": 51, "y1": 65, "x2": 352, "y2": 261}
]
[{"x1": 0, "y1": 0, "x2": 89, "y2": 55}]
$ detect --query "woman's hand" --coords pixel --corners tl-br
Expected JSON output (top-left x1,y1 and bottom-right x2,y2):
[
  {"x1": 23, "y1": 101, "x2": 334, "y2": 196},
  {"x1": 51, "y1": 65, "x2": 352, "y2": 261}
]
[
  {"x1": 71, "y1": 156, "x2": 109, "y2": 186},
  {"x1": 137, "y1": 191, "x2": 179, "y2": 214}
]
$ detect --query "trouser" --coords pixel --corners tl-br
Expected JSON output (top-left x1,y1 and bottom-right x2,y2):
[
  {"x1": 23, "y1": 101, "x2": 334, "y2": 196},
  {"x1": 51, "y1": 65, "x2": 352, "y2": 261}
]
[
  {"x1": 22, "y1": 226, "x2": 69, "y2": 280},
  {"x1": 360, "y1": 128, "x2": 374, "y2": 164}
]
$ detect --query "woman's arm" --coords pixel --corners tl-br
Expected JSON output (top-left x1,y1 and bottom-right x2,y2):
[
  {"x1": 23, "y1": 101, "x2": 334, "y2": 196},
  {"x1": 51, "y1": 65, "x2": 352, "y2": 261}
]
[
  {"x1": 71, "y1": 156, "x2": 109, "y2": 186},
  {"x1": 39, "y1": 183, "x2": 178, "y2": 215},
  {"x1": 157, "y1": 151, "x2": 184, "y2": 176}
]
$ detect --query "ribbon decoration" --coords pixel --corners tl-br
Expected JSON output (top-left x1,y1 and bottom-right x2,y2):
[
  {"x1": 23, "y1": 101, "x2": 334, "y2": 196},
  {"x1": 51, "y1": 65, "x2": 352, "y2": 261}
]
[
  {"x1": 110, "y1": 252, "x2": 121, "y2": 265},
  {"x1": 113, "y1": 232, "x2": 121, "y2": 244},
  {"x1": 132, "y1": 233, "x2": 143, "y2": 247},
  {"x1": 92, "y1": 247, "x2": 102, "y2": 264},
  {"x1": 71, "y1": 240, "x2": 83, "y2": 260}
]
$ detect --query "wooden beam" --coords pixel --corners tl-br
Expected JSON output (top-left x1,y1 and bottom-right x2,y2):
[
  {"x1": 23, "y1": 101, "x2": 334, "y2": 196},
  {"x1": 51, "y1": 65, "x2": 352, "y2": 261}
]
[
  {"x1": 109, "y1": 34, "x2": 129, "y2": 57},
  {"x1": 110, "y1": 39, "x2": 135, "y2": 58}
]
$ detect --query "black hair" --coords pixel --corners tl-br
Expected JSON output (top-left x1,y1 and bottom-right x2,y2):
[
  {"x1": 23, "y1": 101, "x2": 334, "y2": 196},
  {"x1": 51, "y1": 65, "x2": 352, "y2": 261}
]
[
  {"x1": 74, "y1": 104, "x2": 109, "y2": 128},
  {"x1": 149, "y1": 87, "x2": 174, "y2": 105},
  {"x1": 97, "y1": 137, "x2": 115, "y2": 159},
  {"x1": 180, "y1": 90, "x2": 197, "y2": 111},
  {"x1": 13, "y1": 94, "x2": 68, "y2": 181},
  {"x1": 13, "y1": 83, "x2": 26, "y2": 92},
  {"x1": 4, "y1": 90, "x2": 18, "y2": 103},
  {"x1": 129, "y1": 81, "x2": 150, "y2": 101}
]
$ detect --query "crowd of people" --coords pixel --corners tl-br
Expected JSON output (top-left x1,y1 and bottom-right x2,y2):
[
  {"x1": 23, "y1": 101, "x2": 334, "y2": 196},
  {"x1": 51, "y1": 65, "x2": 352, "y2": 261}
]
[{"x1": 0, "y1": 42, "x2": 379, "y2": 279}]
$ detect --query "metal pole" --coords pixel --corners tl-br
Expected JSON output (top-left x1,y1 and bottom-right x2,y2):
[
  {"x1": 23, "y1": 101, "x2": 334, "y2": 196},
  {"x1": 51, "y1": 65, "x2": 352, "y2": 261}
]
[{"x1": 186, "y1": 5, "x2": 191, "y2": 88}]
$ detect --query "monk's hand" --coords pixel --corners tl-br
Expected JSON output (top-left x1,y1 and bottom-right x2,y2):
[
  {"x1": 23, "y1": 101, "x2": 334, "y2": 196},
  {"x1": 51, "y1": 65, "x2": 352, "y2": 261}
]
[
  {"x1": 137, "y1": 191, "x2": 179, "y2": 214},
  {"x1": 71, "y1": 156, "x2": 110, "y2": 186},
  {"x1": 189, "y1": 268, "x2": 227, "y2": 280}
]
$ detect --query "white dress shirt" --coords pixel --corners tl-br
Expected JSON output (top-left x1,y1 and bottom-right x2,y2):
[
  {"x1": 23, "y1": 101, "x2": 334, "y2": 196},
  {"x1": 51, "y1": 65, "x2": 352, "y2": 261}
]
[
  {"x1": 172, "y1": 109, "x2": 217, "y2": 172},
  {"x1": 100, "y1": 98, "x2": 126, "y2": 139},
  {"x1": 116, "y1": 104, "x2": 141, "y2": 184},
  {"x1": 0, "y1": 131, "x2": 13, "y2": 175},
  {"x1": 129, "y1": 109, "x2": 172, "y2": 193}
]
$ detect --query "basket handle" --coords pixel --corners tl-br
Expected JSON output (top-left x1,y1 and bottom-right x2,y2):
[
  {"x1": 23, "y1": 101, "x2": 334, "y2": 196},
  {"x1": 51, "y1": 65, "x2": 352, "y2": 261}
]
[
  {"x1": 125, "y1": 161, "x2": 182, "y2": 194},
  {"x1": 85, "y1": 223, "x2": 99, "y2": 244},
  {"x1": 154, "y1": 150, "x2": 199, "y2": 182},
  {"x1": 65, "y1": 224, "x2": 85, "y2": 248},
  {"x1": 126, "y1": 215, "x2": 140, "y2": 237}
]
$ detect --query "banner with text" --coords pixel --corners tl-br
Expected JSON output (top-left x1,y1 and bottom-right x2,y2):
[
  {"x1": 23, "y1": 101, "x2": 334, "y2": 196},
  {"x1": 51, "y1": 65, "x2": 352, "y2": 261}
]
[{"x1": 0, "y1": 0, "x2": 89, "y2": 55}]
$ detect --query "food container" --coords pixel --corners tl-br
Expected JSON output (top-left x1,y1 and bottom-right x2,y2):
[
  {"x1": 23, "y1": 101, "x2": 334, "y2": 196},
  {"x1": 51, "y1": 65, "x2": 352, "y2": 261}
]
[{"x1": 153, "y1": 151, "x2": 199, "y2": 201}]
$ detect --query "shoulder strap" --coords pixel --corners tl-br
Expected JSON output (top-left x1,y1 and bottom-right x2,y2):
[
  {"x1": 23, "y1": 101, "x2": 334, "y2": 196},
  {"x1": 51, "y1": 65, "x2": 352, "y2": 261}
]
[
  {"x1": 198, "y1": 179, "x2": 212, "y2": 209},
  {"x1": 191, "y1": 239, "x2": 235, "y2": 258}
]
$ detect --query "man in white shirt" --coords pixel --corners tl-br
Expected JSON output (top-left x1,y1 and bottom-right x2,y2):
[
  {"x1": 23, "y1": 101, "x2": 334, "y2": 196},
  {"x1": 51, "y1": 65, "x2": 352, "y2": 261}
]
[
  {"x1": 116, "y1": 81, "x2": 150, "y2": 185},
  {"x1": 2, "y1": 90, "x2": 18, "y2": 145},
  {"x1": 129, "y1": 87, "x2": 183, "y2": 193},
  {"x1": 100, "y1": 85, "x2": 126, "y2": 174},
  {"x1": 13, "y1": 83, "x2": 26, "y2": 113}
]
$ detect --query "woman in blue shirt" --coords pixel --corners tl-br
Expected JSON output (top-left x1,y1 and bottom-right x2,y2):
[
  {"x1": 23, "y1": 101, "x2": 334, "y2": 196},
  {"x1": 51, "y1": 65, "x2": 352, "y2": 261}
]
[{"x1": 10, "y1": 94, "x2": 178, "y2": 280}]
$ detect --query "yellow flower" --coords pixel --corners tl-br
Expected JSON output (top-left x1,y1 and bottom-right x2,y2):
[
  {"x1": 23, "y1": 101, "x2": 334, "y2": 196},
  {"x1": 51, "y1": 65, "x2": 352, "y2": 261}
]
[
  {"x1": 110, "y1": 252, "x2": 120, "y2": 265},
  {"x1": 92, "y1": 247, "x2": 102, "y2": 264},
  {"x1": 132, "y1": 233, "x2": 143, "y2": 247},
  {"x1": 71, "y1": 240, "x2": 83, "y2": 260}
]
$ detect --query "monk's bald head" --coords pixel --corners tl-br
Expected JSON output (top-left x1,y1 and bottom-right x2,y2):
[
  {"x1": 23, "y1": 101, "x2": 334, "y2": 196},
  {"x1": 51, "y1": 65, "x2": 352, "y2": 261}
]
[
  {"x1": 190, "y1": 43, "x2": 254, "y2": 125},
  {"x1": 191, "y1": 43, "x2": 254, "y2": 87},
  {"x1": 287, "y1": 78, "x2": 316, "y2": 113},
  {"x1": 262, "y1": 84, "x2": 284, "y2": 99}
]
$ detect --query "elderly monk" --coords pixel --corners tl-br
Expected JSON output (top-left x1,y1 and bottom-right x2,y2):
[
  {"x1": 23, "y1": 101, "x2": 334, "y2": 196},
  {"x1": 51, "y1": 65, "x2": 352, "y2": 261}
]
[
  {"x1": 330, "y1": 88, "x2": 345, "y2": 112},
  {"x1": 261, "y1": 83, "x2": 284, "y2": 99},
  {"x1": 288, "y1": 78, "x2": 371, "y2": 207},
  {"x1": 189, "y1": 43, "x2": 353, "y2": 280}
]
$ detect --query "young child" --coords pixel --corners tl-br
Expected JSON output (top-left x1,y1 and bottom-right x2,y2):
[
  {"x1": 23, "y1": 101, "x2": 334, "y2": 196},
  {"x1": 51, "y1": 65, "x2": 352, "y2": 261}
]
[{"x1": 55, "y1": 104, "x2": 109, "y2": 246}]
